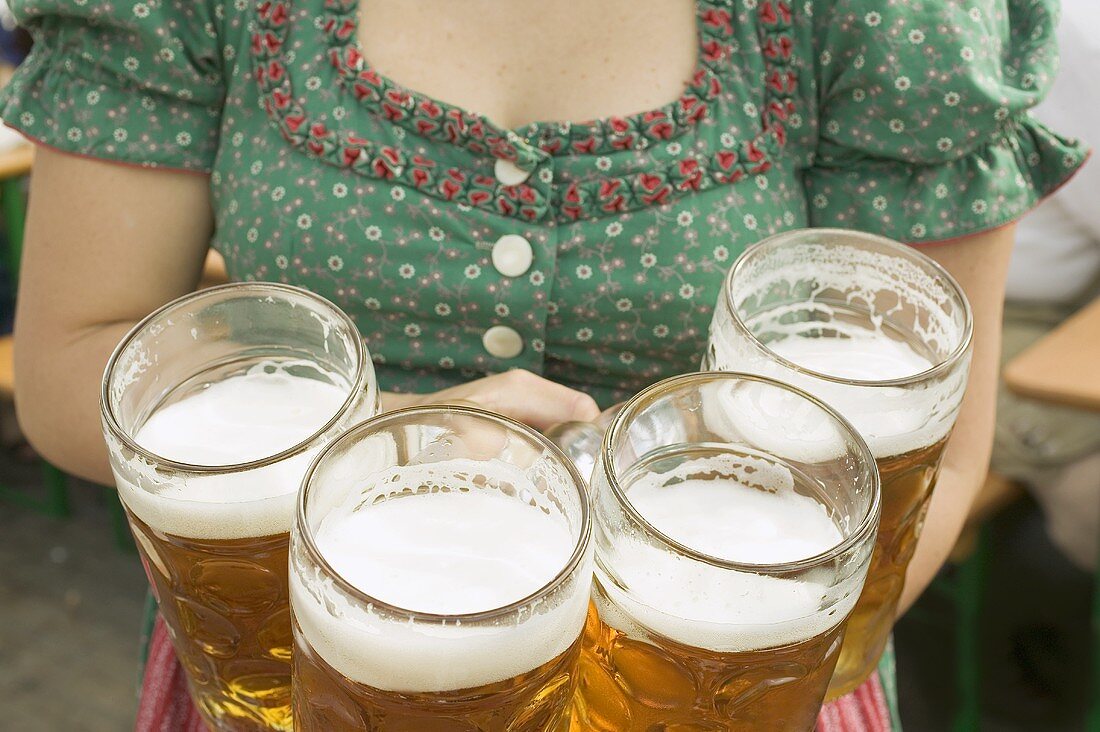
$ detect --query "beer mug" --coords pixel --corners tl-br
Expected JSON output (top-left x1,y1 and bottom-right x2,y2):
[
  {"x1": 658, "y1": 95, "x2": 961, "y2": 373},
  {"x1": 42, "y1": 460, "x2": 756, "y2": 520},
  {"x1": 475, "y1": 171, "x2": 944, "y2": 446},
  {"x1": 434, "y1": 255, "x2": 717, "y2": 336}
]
[
  {"x1": 703, "y1": 228, "x2": 973, "y2": 697},
  {"x1": 568, "y1": 372, "x2": 881, "y2": 731},
  {"x1": 101, "y1": 283, "x2": 379, "y2": 731},
  {"x1": 290, "y1": 405, "x2": 593, "y2": 731}
]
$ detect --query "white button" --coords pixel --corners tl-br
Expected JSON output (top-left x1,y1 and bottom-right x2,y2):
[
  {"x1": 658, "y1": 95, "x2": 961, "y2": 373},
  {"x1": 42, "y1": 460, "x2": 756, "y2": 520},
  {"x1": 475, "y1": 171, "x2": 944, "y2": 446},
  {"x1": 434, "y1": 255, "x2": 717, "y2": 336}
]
[
  {"x1": 482, "y1": 326, "x2": 524, "y2": 359},
  {"x1": 491, "y1": 234, "x2": 534, "y2": 278},
  {"x1": 494, "y1": 158, "x2": 532, "y2": 186}
]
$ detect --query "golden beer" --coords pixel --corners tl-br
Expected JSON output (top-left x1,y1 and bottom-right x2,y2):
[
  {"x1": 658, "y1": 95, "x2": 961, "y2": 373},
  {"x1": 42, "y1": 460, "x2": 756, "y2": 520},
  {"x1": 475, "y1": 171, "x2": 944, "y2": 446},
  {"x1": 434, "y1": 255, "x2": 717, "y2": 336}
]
[
  {"x1": 574, "y1": 593, "x2": 845, "y2": 732},
  {"x1": 128, "y1": 514, "x2": 294, "y2": 729},
  {"x1": 102, "y1": 284, "x2": 378, "y2": 731},
  {"x1": 292, "y1": 622, "x2": 581, "y2": 731},
  {"x1": 704, "y1": 229, "x2": 973, "y2": 697},
  {"x1": 827, "y1": 438, "x2": 947, "y2": 695},
  {"x1": 290, "y1": 406, "x2": 593, "y2": 732},
  {"x1": 572, "y1": 373, "x2": 881, "y2": 731}
]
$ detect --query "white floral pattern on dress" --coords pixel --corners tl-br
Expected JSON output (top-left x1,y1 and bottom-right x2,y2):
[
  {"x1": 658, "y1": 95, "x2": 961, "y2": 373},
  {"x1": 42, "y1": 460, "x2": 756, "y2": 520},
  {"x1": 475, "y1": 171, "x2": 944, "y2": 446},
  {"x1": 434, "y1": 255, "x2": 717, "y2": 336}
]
[{"x1": 0, "y1": 0, "x2": 1086, "y2": 411}]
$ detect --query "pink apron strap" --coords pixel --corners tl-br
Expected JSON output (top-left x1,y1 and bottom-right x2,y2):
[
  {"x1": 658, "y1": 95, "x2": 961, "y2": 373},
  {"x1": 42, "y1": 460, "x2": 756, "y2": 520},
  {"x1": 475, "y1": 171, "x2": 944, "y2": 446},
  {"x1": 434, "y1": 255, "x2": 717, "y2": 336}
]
[
  {"x1": 816, "y1": 671, "x2": 894, "y2": 732},
  {"x1": 134, "y1": 616, "x2": 207, "y2": 732}
]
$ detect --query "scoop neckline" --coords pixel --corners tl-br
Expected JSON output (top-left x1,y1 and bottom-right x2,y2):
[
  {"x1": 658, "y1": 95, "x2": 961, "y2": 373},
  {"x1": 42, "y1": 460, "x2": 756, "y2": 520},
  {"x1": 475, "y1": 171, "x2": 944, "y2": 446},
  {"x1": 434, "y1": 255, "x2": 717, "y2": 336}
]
[
  {"x1": 253, "y1": 0, "x2": 798, "y2": 222},
  {"x1": 321, "y1": 0, "x2": 733, "y2": 158}
]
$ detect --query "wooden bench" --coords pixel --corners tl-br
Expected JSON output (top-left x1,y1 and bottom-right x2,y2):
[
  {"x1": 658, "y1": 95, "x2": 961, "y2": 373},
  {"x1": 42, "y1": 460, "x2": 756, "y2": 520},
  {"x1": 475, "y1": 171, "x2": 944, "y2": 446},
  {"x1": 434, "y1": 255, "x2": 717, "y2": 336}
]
[{"x1": 1004, "y1": 295, "x2": 1100, "y2": 412}]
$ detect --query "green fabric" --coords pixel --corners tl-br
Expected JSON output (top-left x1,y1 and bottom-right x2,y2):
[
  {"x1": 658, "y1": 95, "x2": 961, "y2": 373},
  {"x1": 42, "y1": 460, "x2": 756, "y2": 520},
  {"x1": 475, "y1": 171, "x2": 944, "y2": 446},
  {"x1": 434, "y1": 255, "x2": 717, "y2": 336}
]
[
  {"x1": 878, "y1": 637, "x2": 903, "y2": 731},
  {"x1": 0, "y1": 0, "x2": 1087, "y2": 408},
  {"x1": 1, "y1": 1, "x2": 1089, "y2": 723}
]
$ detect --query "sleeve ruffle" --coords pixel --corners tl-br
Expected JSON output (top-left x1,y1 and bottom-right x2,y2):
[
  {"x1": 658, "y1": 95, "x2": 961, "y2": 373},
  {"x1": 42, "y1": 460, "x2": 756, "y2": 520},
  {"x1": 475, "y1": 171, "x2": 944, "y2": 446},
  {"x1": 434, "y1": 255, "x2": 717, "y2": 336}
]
[
  {"x1": 805, "y1": 0, "x2": 1090, "y2": 243},
  {"x1": 805, "y1": 115, "x2": 1088, "y2": 243},
  {"x1": 0, "y1": 0, "x2": 225, "y2": 172}
]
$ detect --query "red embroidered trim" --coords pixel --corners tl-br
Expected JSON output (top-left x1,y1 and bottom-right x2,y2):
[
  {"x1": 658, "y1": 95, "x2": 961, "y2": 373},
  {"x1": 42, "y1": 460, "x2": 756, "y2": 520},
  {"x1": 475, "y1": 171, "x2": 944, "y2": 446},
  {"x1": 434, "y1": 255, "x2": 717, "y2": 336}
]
[
  {"x1": 251, "y1": 0, "x2": 797, "y2": 222},
  {"x1": 321, "y1": 0, "x2": 730, "y2": 160}
]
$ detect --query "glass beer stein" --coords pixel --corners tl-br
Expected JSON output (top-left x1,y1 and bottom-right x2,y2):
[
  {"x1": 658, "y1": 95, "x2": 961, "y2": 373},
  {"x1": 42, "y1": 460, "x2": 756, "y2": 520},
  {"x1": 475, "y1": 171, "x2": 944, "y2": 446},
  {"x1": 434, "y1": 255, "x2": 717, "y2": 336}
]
[
  {"x1": 290, "y1": 405, "x2": 593, "y2": 731},
  {"x1": 567, "y1": 372, "x2": 881, "y2": 731},
  {"x1": 704, "y1": 228, "x2": 972, "y2": 697},
  {"x1": 101, "y1": 283, "x2": 379, "y2": 731}
]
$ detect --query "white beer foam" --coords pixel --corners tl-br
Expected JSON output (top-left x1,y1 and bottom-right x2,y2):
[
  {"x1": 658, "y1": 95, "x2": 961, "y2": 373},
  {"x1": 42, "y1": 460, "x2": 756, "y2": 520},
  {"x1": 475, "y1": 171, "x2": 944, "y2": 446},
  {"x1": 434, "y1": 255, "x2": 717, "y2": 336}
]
[
  {"x1": 770, "y1": 328, "x2": 934, "y2": 383},
  {"x1": 293, "y1": 459, "x2": 592, "y2": 692},
  {"x1": 736, "y1": 241, "x2": 963, "y2": 355},
  {"x1": 768, "y1": 333, "x2": 943, "y2": 457},
  {"x1": 136, "y1": 370, "x2": 349, "y2": 465},
  {"x1": 318, "y1": 490, "x2": 574, "y2": 615},
  {"x1": 599, "y1": 462, "x2": 856, "y2": 652},
  {"x1": 699, "y1": 378, "x2": 851, "y2": 465},
  {"x1": 114, "y1": 368, "x2": 349, "y2": 540},
  {"x1": 709, "y1": 317, "x2": 963, "y2": 459},
  {"x1": 708, "y1": 241, "x2": 969, "y2": 459},
  {"x1": 629, "y1": 471, "x2": 842, "y2": 564}
]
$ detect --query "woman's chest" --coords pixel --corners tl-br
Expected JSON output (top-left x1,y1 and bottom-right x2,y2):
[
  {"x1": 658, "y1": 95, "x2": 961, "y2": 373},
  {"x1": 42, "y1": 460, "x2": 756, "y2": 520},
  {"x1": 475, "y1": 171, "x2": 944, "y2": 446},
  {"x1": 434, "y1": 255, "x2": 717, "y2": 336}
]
[
  {"x1": 210, "y1": 133, "x2": 808, "y2": 401},
  {"x1": 212, "y1": 0, "x2": 812, "y2": 399},
  {"x1": 356, "y1": 0, "x2": 698, "y2": 130}
]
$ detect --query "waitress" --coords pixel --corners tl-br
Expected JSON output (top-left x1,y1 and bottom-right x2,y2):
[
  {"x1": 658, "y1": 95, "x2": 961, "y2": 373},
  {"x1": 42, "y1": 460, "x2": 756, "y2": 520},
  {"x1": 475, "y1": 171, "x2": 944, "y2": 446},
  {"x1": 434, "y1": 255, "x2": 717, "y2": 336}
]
[{"x1": 1, "y1": 0, "x2": 1086, "y2": 729}]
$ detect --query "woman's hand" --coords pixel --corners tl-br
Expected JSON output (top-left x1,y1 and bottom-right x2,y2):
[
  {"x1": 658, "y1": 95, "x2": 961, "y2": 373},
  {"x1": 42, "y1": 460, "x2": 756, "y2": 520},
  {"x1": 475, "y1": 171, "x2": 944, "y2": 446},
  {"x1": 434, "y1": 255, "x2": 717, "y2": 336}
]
[{"x1": 383, "y1": 369, "x2": 602, "y2": 431}]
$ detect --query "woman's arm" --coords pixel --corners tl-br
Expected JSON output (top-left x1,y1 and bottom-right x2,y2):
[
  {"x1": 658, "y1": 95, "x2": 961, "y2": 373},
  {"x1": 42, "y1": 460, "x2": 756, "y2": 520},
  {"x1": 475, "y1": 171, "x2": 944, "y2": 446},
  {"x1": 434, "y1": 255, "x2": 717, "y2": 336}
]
[
  {"x1": 14, "y1": 148, "x2": 599, "y2": 485},
  {"x1": 898, "y1": 224, "x2": 1015, "y2": 613},
  {"x1": 14, "y1": 148, "x2": 213, "y2": 484}
]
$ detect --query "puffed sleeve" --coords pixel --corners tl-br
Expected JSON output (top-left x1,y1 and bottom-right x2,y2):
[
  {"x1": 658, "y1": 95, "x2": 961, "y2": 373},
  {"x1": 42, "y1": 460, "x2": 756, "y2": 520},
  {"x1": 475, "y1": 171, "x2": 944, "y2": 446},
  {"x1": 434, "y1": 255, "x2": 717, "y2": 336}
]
[
  {"x1": 0, "y1": 0, "x2": 225, "y2": 172},
  {"x1": 805, "y1": 0, "x2": 1089, "y2": 243}
]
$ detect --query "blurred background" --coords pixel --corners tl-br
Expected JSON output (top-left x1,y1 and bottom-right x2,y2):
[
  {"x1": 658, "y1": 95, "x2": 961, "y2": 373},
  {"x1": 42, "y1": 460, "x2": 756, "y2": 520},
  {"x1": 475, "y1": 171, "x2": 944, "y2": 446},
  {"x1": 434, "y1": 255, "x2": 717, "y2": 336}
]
[{"x1": 0, "y1": 1, "x2": 1096, "y2": 730}]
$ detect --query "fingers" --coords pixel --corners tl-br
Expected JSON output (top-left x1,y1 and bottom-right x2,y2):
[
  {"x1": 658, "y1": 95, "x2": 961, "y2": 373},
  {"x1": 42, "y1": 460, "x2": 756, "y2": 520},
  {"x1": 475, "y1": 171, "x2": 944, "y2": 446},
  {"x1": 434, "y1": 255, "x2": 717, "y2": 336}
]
[
  {"x1": 429, "y1": 370, "x2": 602, "y2": 432},
  {"x1": 491, "y1": 372, "x2": 602, "y2": 431},
  {"x1": 380, "y1": 391, "x2": 420, "y2": 411}
]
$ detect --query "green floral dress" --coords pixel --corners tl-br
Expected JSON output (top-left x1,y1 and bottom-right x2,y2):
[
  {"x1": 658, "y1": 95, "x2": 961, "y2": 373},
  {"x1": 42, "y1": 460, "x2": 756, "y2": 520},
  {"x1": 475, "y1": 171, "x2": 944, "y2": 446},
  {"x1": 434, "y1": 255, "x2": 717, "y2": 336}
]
[
  {"x1": 2, "y1": 0, "x2": 1087, "y2": 407},
  {"x1": 0, "y1": 0, "x2": 1087, "y2": 728}
]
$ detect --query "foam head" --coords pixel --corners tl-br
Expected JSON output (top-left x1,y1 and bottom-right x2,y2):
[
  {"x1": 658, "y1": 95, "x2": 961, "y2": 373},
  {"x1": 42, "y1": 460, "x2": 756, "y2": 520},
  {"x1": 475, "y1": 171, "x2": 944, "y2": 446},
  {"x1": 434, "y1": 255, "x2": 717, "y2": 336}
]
[
  {"x1": 628, "y1": 458, "x2": 843, "y2": 564},
  {"x1": 764, "y1": 332, "x2": 949, "y2": 457},
  {"x1": 291, "y1": 410, "x2": 592, "y2": 693},
  {"x1": 315, "y1": 487, "x2": 574, "y2": 616},
  {"x1": 707, "y1": 231, "x2": 972, "y2": 460},
  {"x1": 709, "y1": 321, "x2": 962, "y2": 459},
  {"x1": 596, "y1": 454, "x2": 857, "y2": 652},
  {"x1": 116, "y1": 364, "x2": 350, "y2": 540},
  {"x1": 102, "y1": 283, "x2": 378, "y2": 541},
  {"x1": 699, "y1": 377, "x2": 851, "y2": 465}
]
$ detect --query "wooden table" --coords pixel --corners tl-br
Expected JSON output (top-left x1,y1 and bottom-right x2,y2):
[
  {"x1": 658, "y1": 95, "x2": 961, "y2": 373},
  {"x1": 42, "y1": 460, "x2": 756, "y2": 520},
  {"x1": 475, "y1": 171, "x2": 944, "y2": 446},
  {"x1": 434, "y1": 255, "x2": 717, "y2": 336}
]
[
  {"x1": 1003, "y1": 295, "x2": 1100, "y2": 412},
  {"x1": 0, "y1": 143, "x2": 32, "y2": 180}
]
